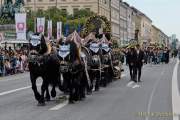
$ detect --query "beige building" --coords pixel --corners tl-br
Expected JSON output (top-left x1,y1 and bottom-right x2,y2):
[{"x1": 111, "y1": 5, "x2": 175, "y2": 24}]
[
  {"x1": 132, "y1": 7, "x2": 152, "y2": 47},
  {"x1": 151, "y1": 25, "x2": 169, "y2": 47},
  {"x1": 111, "y1": 0, "x2": 120, "y2": 42},
  {"x1": 23, "y1": 0, "x2": 110, "y2": 20},
  {"x1": 158, "y1": 30, "x2": 169, "y2": 47},
  {"x1": 127, "y1": 3, "x2": 135, "y2": 42},
  {"x1": 151, "y1": 25, "x2": 159, "y2": 45},
  {"x1": 119, "y1": 1, "x2": 128, "y2": 46}
]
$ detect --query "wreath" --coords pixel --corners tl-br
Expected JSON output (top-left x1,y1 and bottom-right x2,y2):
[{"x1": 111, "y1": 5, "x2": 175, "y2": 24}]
[{"x1": 83, "y1": 15, "x2": 111, "y2": 40}]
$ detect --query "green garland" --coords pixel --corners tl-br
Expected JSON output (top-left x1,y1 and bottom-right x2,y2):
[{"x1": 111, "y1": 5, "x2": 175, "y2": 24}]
[{"x1": 83, "y1": 15, "x2": 111, "y2": 36}]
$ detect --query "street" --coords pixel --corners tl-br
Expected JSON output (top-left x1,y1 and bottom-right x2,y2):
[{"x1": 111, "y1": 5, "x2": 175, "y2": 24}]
[{"x1": 0, "y1": 59, "x2": 179, "y2": 120}]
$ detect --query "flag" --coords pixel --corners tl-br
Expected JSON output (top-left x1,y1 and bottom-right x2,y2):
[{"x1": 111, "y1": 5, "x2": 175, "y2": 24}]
[
  {"x1": 57, "y1": 21, "x2": 62, "y2": 40},
  {"x1": 37, "y1": 17, "x2": 45, "y2": 34},
  {"x1": 15, "y1": 13, "x2": 27, "y2": 40},
  {"x1": 47, "y1": 20, "x2": 52, "y2": 39}
]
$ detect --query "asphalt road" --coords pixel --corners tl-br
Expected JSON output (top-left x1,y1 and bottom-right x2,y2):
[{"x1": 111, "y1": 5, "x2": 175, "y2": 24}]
[{"x1": 0, "y1": 59, "x2": 179, "y2": 120}]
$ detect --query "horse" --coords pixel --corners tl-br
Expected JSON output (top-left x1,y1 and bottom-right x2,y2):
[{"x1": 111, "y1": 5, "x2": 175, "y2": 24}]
[
  {"x1": 100, "y1": 41, "x2": 114, "y2": 86},
  {"x1": 28, "y1": 33, "x2": 61, "y2": 106},
  {"x1": 85, "y1": 40, "x2": 102, "y2": 92},
  {"x1": 57, "y1": 37, "x2": 87, "y2": 103}
]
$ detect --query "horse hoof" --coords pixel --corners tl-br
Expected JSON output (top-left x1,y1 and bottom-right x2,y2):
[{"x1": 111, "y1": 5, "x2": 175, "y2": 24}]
[
  {"x1": 51, "y1": 91, "x2": 56, "y2": 98},
  {"x1": 37, "y1": 102, "x2": 46, "y2": 106}
]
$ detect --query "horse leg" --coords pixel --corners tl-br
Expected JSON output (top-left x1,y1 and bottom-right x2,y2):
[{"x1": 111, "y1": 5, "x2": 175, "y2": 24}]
[
  {"x1": 30, "y1": 73, "x2": 41, "y2": 102},
  {"x1": 95, "y1": 71, "x2": 100, "y2": 91},
  {"x1": 38, "y1": 81, "x2": 48, "y2": 106},
  {"x1": 51, "y1": 85, "x2": 56, "y2": 98},
  {"x1": 45, "y1": 85, "x2": 50, "y2": 101},
  {"x1": 69, "y1": 79, "x2": 75, "y2": 104}
]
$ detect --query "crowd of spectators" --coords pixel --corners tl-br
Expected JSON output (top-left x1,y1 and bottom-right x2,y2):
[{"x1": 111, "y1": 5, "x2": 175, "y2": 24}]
[
  {"x1": 0, "y1": 47, "x2": 28, "y2": 77},
  {"x1": 120, "y1": 47, "x2": 170, "y2": 65}
]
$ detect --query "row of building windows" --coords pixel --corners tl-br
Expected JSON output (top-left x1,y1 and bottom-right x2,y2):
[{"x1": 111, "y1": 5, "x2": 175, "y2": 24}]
[{"x1": 27, "y1": 0, "x2": 78, "y2": 2}]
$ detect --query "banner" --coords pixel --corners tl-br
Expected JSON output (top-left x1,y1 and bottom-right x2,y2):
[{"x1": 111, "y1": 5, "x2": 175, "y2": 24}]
[
  {"x1": 37, "y1": 17, "x2": 45, "y2": 34},
  {"x1": 57, "y1": 22, "x2": 62, "y2": 40},
  {"x1": 15, "y1": 13, "x2": 26, "y2": 40},
  {"x1": 47, "y1": 20, "x2": 52, "y2": 39}
]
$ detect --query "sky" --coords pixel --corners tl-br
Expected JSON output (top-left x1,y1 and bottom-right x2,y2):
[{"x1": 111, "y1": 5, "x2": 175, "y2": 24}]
[{"x1": 124, "y1": 0, "x2": 180, "y2": 39}]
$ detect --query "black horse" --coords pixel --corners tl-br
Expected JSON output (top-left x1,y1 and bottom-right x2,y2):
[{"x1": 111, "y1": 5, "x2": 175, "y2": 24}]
[
  {"x1": 85, "y1": 40, "x2": 101, "y2": 92},
  {"x1": 57, "y1": 38, "x2": 86, "y2": 103},
  {"x1": 100, "y1": 42, "x2": 114, "y2": 86},
  {"x1": 28, "y1": 33, "x2": 61, "y2": 105}
]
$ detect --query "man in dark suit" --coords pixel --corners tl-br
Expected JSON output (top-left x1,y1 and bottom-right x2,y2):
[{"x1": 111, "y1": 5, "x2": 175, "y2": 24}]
[
  {"x1": 135, "y1": 44, "x2": 144, "y2": 82},
  {"x1": 126, "y1": 47, "x2": 137, "y2": 82}
]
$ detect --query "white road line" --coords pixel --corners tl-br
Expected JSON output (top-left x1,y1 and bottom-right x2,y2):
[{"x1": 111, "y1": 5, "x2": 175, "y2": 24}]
[
  {"x1": 0, "y1": 83, "x2": 41, "y2": 96},
  {"x1": 49, "y1": 100, "x2": 68, "y2": 111},
  {"x1": 126, "y1": 81, "x2": 135, "y2": 87},
  {"x1": 172, "y1": 59, "x2": 180, "y2": 120},
  {"x1": 145, "y1": 66, "x2": 165, "y2": 120},
  {"x1": 0, "y1": 86, "x2": 31, "y2": 96}
]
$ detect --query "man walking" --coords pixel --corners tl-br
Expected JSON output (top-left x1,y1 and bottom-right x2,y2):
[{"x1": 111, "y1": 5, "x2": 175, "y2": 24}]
[
  {"x1": 135, "y1": 44, "x2": 144, "y2": 82},
  {"x1": 126, "y1": 47, "x2": 137, "y2": 82}
]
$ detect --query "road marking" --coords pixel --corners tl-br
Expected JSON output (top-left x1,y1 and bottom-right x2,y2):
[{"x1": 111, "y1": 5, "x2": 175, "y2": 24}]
[
  {"x1": 172, "y1": 59, "x2": 180, "y2": 120},
  {"x1": 121, "y1": 74, "x2": 126, "y2": 78},
  {"x1": 0, "y1": 83, "x2": 41, "y2": 96},
  {"x1": 132, "y1": 84, "x2": 140, "y2": 88},
  {"x1": 126, "y1": 81, "x2": 135, "y2": 87},
  {"x1": 49, "y1": 100, "x2": 68, "y2": 111},
  {"x1": 145, "y1": 66, "x2": 165, "y2": 120}
]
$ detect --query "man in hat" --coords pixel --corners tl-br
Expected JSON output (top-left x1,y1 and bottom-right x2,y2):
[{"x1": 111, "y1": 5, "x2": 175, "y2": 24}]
[
  {"x1": 126, "y1": 46, "x2": 137, "y2": 82},
  {"x1": 135, "y1": 44, "x2": 144, "y2": 82}
]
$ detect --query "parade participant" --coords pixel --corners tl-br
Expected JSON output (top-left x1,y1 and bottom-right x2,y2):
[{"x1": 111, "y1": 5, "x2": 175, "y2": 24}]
[
  {"x1": 126, "y1": 46, "x2": 137, "y2": 82},
  {"x1": 135, "y1": 44, "x2": 144, "y2": 82}
]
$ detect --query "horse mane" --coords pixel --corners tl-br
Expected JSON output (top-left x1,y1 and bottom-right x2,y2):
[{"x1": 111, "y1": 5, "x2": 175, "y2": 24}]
[{"x1": 38, "y1": 34, "x2": 48, "y2": 55}]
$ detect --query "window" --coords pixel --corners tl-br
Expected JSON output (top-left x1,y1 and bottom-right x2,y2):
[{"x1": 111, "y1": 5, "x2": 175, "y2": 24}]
[
  {"x1": 85, "y1": 8, "x2": 90, "y2": 11},
  {"x1": 73, "y1": 8, "x2": 79, "y2": 14},
  {"x1": 62, "y1": 8, "x2": 67, "y2": 13}
]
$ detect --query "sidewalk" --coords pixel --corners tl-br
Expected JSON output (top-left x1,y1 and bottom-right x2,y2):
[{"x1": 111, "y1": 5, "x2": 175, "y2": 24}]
[{"x1": 0, "y1": 72, "x2": 29, "y2": 81}]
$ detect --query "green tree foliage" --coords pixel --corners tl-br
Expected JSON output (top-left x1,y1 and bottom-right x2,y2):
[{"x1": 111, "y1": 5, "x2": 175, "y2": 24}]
[{"x1": 26, "y1": 8, "x2": 95, "y2": 36}]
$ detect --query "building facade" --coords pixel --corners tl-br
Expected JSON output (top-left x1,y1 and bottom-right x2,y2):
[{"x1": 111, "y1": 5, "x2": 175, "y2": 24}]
[
  {"x1": 119, "y1": 1, "x2": 128, "y2": 46},
  {"x1": 127, "y1": 4, "x2": 135, "y2": 42},
  {"x1": 132, "y1": 7, "x2": 152, "y2": 47},
  {"x1": 111, "y1": 0, "x2": 120, "y2": 42},
  {"x1": 23, "y1": 0, "x2": 110, "y2": 20},
  {"x1": 151, "y1": 25, "x2": 159, "y2": 45}
]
